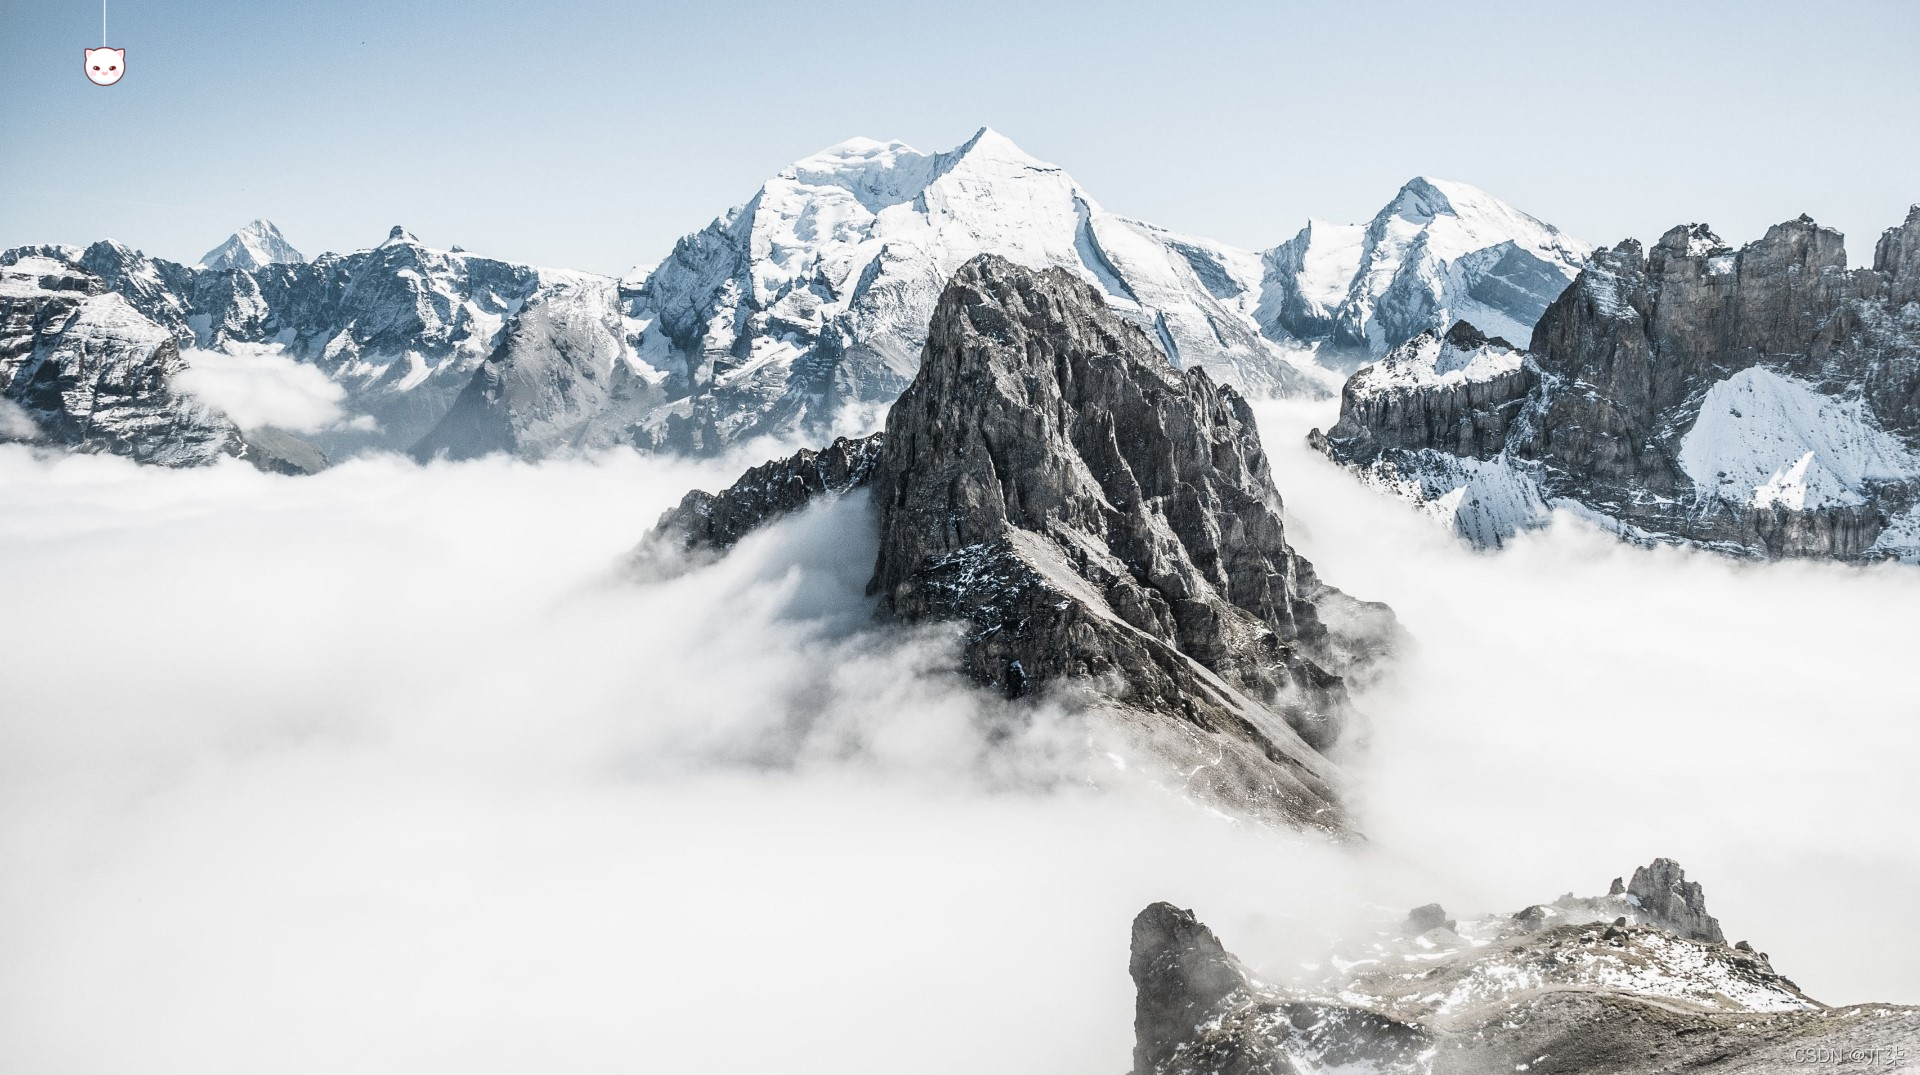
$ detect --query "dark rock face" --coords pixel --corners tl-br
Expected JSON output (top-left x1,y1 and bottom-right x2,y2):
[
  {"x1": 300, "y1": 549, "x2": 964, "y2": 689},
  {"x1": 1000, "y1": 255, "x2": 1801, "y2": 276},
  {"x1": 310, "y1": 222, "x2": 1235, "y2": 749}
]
[
  {"x1": 1130, "y1": 902, "x2": 1431, "y2": 1075},
  {"x1": 1321, "y1": 322, "x2": 1536, "y2": 463},
  {"x1": 1317, "y1": 209, "x2": 1920, "y2": 561},
  {"x1": 651, "y1": 434, "x2": 885, "y2": 554},
  {"x1": 1404, "y1": 903, "x2": 1455, "y2": 935},
  {"x1": 645, "y1": 255, "x2": 1396, "y2": 830},
  {"x1": 1130, "y1": 903, "x2": 1256, "y2": 1074},
  {"x1": 1628, "y1": 857, "x2": 1725, "y2": 944}
]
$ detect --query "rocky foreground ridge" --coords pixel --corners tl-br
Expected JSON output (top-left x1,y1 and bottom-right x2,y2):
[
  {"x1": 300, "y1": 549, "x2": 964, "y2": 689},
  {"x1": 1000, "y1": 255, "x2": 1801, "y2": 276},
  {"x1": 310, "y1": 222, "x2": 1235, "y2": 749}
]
[
  {"x1": 1315, "y1": 208, "x2": 1920, "y2": 560},
  {"x1": 647, "y1": 255, "x2": 1396, "y2": 831},
  {"x1": 1131, "y1": 859, "x2": 1918, "y2": 1075}
]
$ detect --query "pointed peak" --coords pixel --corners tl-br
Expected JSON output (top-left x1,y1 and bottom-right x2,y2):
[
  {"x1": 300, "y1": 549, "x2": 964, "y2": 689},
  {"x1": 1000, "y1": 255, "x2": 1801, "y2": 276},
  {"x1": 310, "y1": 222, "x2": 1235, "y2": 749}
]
[
  {"x1": 1386, "y1": 176, "x2": 1493, "y2": 221},
  {"x1": 379, "y1": 226, "x2": 420, "y2": 248},
  {"x1": 950, "y1": 126, "x2": 1045, "y2": 166},
  {"x1": 198, "y1": 219, "x2": 304, "y2": 270}
]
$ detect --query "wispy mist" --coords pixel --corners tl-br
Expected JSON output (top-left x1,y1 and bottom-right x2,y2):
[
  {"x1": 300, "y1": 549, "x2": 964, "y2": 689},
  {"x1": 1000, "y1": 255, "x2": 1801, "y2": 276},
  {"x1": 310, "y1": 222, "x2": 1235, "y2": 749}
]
[
  {"x1": 1256, "y1": 400, "x2": 1920, "y2": 1006},
  {"x1": 0, "y1": 406, "x2": 1912, "y2": 1073}
]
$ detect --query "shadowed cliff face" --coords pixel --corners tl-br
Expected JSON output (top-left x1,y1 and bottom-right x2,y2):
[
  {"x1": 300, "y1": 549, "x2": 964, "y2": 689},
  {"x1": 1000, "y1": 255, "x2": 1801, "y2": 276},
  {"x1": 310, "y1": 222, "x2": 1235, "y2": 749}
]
[
  {"x1": 649, "y1": 255, "x2": 1396, "y2": 832},
  {"x1": 1317, "y1": 208, "x2": 1920, "y2": 561}
]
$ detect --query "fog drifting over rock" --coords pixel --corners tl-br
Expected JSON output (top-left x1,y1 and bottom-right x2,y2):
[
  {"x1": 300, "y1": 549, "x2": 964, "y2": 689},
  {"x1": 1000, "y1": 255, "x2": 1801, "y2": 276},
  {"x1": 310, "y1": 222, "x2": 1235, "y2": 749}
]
[{"x1": 0, "y1": 401, "x2": 1912, "y2": 1073}]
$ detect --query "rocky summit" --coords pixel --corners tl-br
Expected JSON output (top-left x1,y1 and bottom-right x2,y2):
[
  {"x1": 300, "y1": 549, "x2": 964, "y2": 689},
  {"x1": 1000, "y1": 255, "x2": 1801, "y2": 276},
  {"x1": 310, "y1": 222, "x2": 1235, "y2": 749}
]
[
  {"x1": 1129, "y1": 861, "x2": 1920, "y2": 1075},
  {"x1": 1316, "y1": 208, "x2": 1920, "y2": 560},
  {"x1": 649, "y1": 255, "x2": 1397, "y2": 831}
]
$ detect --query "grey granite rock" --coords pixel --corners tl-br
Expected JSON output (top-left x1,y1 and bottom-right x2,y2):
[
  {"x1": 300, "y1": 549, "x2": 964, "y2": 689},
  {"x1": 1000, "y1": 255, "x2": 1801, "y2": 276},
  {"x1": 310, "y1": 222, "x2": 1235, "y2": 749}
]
[
  {"x1": 644, "y1": 255, "x2": 1397, "y2": 830},
  {"x1": 1129, "y1": 902, "x2": 1431, "y2": 1075},
  {"x1": 1628, "y1": 857, "x2": 1725, "y2": 944},
  {"x1": 650, "y1": 434, "x2": 885, "y2": 555}
]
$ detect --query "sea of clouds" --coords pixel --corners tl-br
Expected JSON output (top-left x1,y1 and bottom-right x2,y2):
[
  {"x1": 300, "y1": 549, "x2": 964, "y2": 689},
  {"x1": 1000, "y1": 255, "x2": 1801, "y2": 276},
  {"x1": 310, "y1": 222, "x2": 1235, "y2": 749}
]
[{"x1": 0, "y1": 400, "x2": 1913, "y2": 1074}]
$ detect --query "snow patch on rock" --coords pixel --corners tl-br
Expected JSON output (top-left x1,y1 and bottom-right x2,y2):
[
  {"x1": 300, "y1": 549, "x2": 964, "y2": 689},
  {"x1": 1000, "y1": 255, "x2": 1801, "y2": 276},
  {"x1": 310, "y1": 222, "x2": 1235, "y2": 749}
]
[{"x1": 1679, "y1": 368, "x2": 1918, "y2": 509}]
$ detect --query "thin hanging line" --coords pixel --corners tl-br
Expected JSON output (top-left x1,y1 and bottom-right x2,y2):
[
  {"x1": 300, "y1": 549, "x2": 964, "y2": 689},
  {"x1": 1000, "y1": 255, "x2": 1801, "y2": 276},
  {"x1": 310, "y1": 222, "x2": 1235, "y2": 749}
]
[{"x1": 102, "y1": 0, "x2": 107, "y2": 45}]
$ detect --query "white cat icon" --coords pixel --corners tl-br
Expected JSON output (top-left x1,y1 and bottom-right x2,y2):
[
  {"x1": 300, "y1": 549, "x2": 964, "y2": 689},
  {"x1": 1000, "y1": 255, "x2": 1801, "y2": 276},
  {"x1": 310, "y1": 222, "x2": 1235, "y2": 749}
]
[{"x1": 85, "y1": 47, "x2": 125, "y2": 86}]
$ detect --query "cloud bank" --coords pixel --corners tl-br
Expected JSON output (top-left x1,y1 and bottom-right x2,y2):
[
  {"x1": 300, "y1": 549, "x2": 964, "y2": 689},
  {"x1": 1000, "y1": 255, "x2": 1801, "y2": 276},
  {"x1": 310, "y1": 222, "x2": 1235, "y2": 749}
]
[
  {"x1": 0, "y1": 403, "x2": 1912, "y2": 1073},
  {"x1": 175, "y1": 346, "x2": 356, "y2": 432}
]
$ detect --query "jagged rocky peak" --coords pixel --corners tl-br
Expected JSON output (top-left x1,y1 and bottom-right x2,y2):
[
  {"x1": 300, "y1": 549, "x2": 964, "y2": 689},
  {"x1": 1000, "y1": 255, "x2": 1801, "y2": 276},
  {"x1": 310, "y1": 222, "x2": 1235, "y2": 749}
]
[
  {"x1": 1128, "y1": 901, "x2": 1431, "y2": 1075},
  {"x1": 198, "y1": 219, "x2": 303, "y2": 271},
  {"x1": 1128, "y1": 862, "x2": 1918, "y2": 1075},
  {"x1": 1875, "y1": 203, "x2": 1920, "y2": 306},
  {"x1": 648, "y1": 254, "x2": 1397, "y2": 831},
  {"x1": 1627, "y1": 857, "x2": 1725, "y2": 943},
  {"x1": 1319, "y1": 205, "x2": 1920, "y2": 562},
  {"x1": 379, "y1": 225, "x2": 420, "y2": 248}
]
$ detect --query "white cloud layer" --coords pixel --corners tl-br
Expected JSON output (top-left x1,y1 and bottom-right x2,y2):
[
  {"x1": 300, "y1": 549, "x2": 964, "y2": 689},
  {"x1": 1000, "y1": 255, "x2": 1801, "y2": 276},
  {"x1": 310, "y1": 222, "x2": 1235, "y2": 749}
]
[
  {"x1": 0, "y1": 397, "x2": 41, "y2": 440},
  {"x1": 0, "y1": 402, "x2": 1913, "y2": 1074},
  {"x1": 175, "y1": 346, "x2": 352, "y2": 432}
]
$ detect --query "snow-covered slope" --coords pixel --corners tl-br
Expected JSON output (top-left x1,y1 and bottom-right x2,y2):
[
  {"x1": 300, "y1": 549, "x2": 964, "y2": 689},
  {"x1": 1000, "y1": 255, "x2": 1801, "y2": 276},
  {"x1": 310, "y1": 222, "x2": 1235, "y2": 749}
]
[
  {"x1": 1262, "y1": 177, "x2": 1592, "y2": 370},
  {"x1": 1679, "y1": 367, "x2": 1918, "y2": 510},
  {"x1": 569, "y1": 128, "x2": 1332, "y2": 454},
  {"x1": 199, "y1": 219, "x2": 303, "y2": 271}
]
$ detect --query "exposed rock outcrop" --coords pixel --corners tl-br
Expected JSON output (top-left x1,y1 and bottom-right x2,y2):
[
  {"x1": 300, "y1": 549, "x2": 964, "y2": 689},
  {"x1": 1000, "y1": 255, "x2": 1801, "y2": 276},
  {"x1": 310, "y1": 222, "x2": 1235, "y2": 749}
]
[
  {"x1": 1627, "y1": 857, "x2": 1725, "y2": 944},
  {"x1": 1130, "y1": 862, "x2": 1920, "y2": 1075},
  {"x1": 0, "y1": 256, "x2": 315, "y2": 472},
  {"x1": 1317, "y1": 209, "x2": 1920, "y2": 561},
  {"x1": 643, "y1": 255, "x2": 1397, "y2": 831},
  {"x1": 651, "y1": 434, "x2": 885, "y2": 554},
  {"x1": 1129, "y1": 902, "x2": 1430, "y2": 1075}
]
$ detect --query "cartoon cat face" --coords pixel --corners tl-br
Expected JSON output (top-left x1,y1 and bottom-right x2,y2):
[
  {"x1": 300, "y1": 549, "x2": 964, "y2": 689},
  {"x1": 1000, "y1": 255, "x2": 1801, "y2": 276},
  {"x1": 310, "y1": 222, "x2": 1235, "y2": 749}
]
[{"x1": 85, "y1": 48, "x2": 125, "y2": 86}]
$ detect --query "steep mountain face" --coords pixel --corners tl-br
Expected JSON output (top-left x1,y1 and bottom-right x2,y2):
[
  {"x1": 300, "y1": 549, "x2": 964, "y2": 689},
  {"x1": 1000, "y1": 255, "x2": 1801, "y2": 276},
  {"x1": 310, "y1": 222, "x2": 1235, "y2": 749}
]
[
  {"x1": 198, "y1": 219, "x2": 303, "y2": 271},
  {"x1": 1260, "y1": 177, "x2": 1591, "y2": 371},
  {"x1": 1130, "y1": 862, "x2": 1920, "y2": 1075},
  {"x1": 650, "y1": 255, "x2": 1396, "y2": 831},
  {"x1": 2, "y1": 229, "x2": 611, "y2": 454},
  {"x1": 0, "y1": 256, "x2": 315, "y2": 472},
  {"x1": 1316, "y1": 208, "x2": 1920, "y2": 560},
  {"x1": 434, "y1": 129, "x2": 1336, "y2": 458}
]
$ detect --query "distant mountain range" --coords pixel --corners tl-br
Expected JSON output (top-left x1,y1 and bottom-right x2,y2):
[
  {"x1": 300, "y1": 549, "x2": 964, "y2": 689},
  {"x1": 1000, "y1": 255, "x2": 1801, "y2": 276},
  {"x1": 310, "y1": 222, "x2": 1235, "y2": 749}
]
[
  {"x1": 1313, "y1": 208, "x2": 1920, "y2": 562},
  {"x1": 1, "y1": 129, "x2": 1584, "y2": 466}
]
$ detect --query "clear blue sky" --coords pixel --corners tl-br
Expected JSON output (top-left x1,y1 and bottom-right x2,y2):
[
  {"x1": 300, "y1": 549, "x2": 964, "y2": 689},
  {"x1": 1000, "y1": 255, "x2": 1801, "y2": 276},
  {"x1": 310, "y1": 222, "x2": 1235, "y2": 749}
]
[{"x1": 2, "y1": 0, "x2": 1916, "y2": 275}]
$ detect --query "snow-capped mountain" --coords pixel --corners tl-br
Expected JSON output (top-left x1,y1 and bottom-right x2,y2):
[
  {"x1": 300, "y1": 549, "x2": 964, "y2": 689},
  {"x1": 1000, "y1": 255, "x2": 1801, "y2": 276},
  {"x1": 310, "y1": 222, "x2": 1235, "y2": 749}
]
[
  {"x1": 1315, "y1": 208, "x2": 1920, "y2": 561},
  {"x1": 427, "y1": 132, "x2": 1592, "y2": 458},
  {"x1": 199, "y1": 219, "x2": 303, "y2": 271},
  {"x1": 3, "y1": 229, "x2": 608, "y2": 455},
  {"x1": 1259, "y1": 176, "x2": 1592, "y2": 370},
  {"x1": 428, "y1": 129, "x2": 1336, "y2": 457},
  {"x1": 0, "y1": 255, "x2": 318, "y2": 472},
  {"x1": 5, "y1": 131, "x2": 1596, "y2": 466}
]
